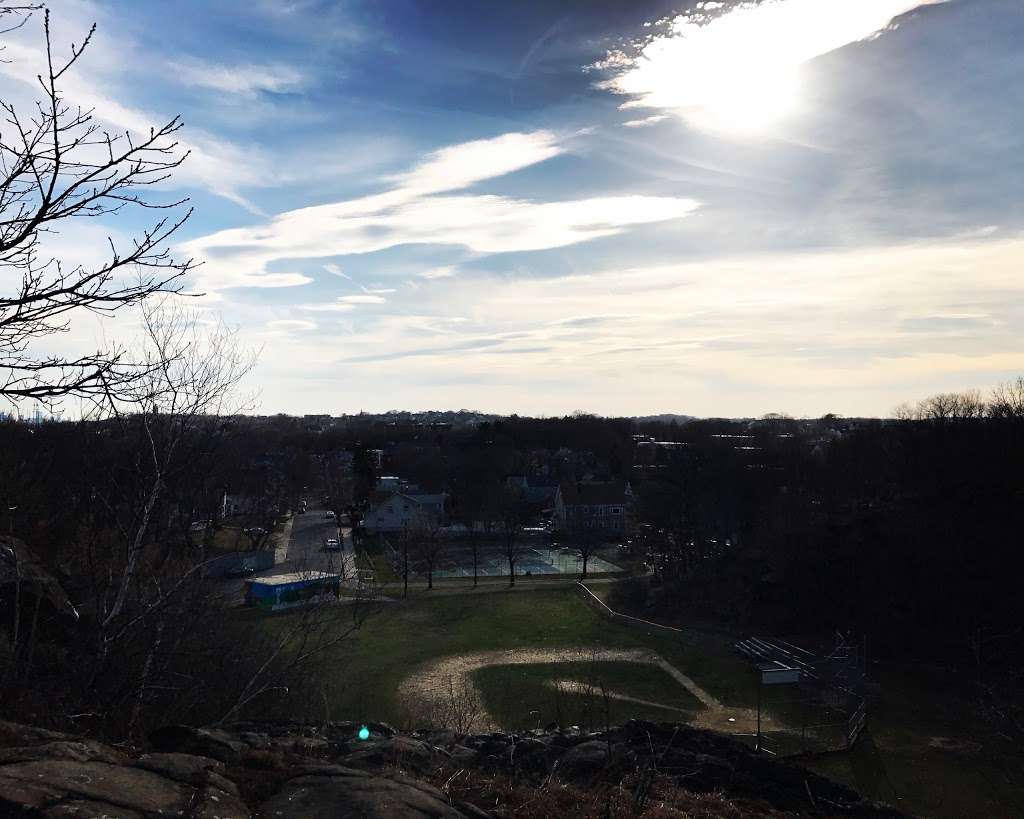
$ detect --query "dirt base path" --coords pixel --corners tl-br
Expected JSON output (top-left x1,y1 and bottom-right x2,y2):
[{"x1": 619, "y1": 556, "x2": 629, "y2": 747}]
[
  {"x1": 550, "y1": 680, "x2": 691, "y2": 714},
  {"x1": 398, "y1": 647, "x2": 774, "y2": 734}
]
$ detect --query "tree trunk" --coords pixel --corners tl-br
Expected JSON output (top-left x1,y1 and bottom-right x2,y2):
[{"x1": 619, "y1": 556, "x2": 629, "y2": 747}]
[
  {"x1": 471, "y1": 534, "x2": 478, "y2": 587},
  {"x1": 403, "y1": 538, "x2": 409, "y2": 599},
  {"x1": 104, "y1": 475, "x2": 163, "y2": 630}
]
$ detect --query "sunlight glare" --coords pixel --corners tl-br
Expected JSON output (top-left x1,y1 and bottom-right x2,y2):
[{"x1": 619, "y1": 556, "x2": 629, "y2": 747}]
[{"x1": 604, "y1": 0, "x2": 946, "y2": 134}]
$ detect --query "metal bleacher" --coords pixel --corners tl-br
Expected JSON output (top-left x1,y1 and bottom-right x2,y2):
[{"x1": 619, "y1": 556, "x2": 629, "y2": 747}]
[{"x1": 734, "y1": 636, "x2": 819, "y2": 679}]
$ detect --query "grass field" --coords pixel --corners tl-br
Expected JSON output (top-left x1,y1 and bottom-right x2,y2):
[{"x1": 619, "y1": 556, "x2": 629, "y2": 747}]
[
  {"x1": 474, "y1": 660, "x2": 704, "y2": 731},
  {"x1": 247, "y1": 585, "x2": 1024, "y2": 819},
  {"x1": 254, "y1": 587, "x2": 751, "y2": 729},
  {"x1": 800, "y1": 667, "x2": 1024, "y2": 819}
]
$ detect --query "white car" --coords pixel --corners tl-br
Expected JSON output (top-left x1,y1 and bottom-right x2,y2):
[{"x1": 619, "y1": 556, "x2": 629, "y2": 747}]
[{"x1": 325, "y1": 538, "x2": 340, "y2": 551}]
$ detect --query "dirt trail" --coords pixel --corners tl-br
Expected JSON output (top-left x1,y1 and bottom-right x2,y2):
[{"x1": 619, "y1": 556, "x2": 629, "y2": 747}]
[
  {"x1": 398, "y1": 647, "x2": 774, "y2": 734},
  {"x1": 550, "y1": 680, "x2": 691, "y2": 714}
]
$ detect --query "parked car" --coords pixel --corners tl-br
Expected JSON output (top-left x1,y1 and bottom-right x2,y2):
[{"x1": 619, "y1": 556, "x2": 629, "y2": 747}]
[
  {"x1": 324, "y1": 510, "x2": 335, "y2": 519},
  {"x1": 325, "y1": 538, "x2": 340, "y2": 551},
  {"x1": 226, "y1": 565, "x2": 255, "y2": 578}
]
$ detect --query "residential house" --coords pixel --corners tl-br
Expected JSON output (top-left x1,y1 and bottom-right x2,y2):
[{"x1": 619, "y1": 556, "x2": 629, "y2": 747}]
[
  {"x1": 505, "y1": 475, "x2": 559, "y2": 509},
  {"x1": 363, "y1": 491, "x2": 448, "y2": 533},
  {"x1": 554, "y1": 480, "x2": 633, "y2": 536}
]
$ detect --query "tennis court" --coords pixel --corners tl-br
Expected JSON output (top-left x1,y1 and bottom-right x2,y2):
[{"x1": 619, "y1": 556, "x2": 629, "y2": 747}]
[{"x1": 384, "y1": 539, "x2": 623, "y2": 578}]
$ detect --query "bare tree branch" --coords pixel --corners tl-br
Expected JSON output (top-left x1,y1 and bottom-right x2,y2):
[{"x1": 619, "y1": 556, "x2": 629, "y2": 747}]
[{"x1": 0, "y1": 8, "x2": 196, "y2": 406}]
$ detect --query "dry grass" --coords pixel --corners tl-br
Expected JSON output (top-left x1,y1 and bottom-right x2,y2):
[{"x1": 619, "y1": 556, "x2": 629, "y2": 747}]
[{"x1": 433, "y1": 767, "x2": 790, "y2": 819}]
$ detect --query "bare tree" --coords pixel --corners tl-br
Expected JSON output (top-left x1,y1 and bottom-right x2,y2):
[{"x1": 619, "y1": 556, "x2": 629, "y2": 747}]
[
  {"x1": 86, "y1": 296, "x2": 255, "y2": 672},
  {"x1": 1, "y1": 8, "x2": 194, "y2": 406},
  {"x1": 403, "y1": 673, "x2": 484, "y2": 733},
  {"x1": 409, "y1": 516, "x2": 446, "y2": 591},
  {"x1": 451, "y1": 462, "x2": 501, "y2": 588},
  {"x1": 567, "y1": 510, "x2": 601, "y2": 581},
  {"x1": 396, "y1": 523, "x2": 412, "y2": 599},
  {"x1": 497, "y1": 487, "x2": 528, "y2": 587},
  {"x1": 907, "y1": 390, "x2": 988, "y2": 423},
  {"x1": 990, "y1": 377, "x2": 1024, "y2": 420}
]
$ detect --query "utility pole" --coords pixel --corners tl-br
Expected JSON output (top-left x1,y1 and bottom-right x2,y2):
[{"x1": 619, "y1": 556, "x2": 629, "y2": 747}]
[{"x1": 756, "y1": 676, "x2": 761, "y2": 752}]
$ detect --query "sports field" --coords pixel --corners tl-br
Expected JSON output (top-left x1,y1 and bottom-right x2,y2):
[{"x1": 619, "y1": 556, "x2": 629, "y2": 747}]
[{"x1": 248, "y1": 585, "x2": 1024, "y2": 819}]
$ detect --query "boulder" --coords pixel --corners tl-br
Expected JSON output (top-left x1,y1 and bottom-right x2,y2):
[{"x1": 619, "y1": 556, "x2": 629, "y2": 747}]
[
  {"x1": 40, "y1": 798, "x2": 146, "y2": 818},
  {"x1": 149, "y1": 724, "x2": 249, "y2": 763},
  {"x1": 0, "y1": 739, "x2": 122, "y2": 766},
  {"x1": 0, "y1": 721, "x2": 73, "y2": 748},
  {"x1": 344, "y1": 736, "x2": 446, "y2": 774},
  {"x1": 256, "y1": 771, "x2": 476, "y2": 818},
  {"x1": 555, "y1": 739, "x2": 633, "y2": 782},
  {"x1": 0, "y1": 759, "x2": 193, "y2": 815},
  {"x1": 132, "y1": 751, "x2": 240, "y2": 796}
]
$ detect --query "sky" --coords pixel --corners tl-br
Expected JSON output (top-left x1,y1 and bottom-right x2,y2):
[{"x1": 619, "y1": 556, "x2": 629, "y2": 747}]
[{"x1": 3, "y1": 0, "x2": 1024, "y2": 418}]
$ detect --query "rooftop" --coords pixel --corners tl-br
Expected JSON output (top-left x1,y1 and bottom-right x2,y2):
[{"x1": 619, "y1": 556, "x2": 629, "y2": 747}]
[{"x1": 248, "y1": 571, "x2": 339, "y2": 586}]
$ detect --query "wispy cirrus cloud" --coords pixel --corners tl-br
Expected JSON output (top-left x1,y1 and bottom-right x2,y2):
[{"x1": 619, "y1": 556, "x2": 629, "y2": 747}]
[
  {"x1": 324, "y1": 264, "x2": 352, "y2": 280},
  {"x1": 622, "y1": 114, "x2": 668, "y2": 128},
  {"x1": 277, "y1": 235, "x2": 1024, "y2": 416},
  {"x1": 267, "y1": 319, "x2": 316, "y2": 331},
  {"x1": 388, "y1": 131, "x2": 562, "y2": 194},
  {"x1": 0, "y1": 17, "x2": 275, "y2": 213},
  {"x1": 170, "y1": 56, "x2": 307, "y2": 96},
  {"x1": 418, "y1": 266, "x2": 457, "y2": 279},
  {"x1": 297, "y1": 302, "x2": 357, "y2": 313},
  {"x1": 184, "y1": 130, "x2": 698, "y2": 290}
]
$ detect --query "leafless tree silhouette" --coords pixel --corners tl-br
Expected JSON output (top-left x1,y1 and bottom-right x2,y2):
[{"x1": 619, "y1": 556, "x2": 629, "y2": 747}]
[{"x1": 0, "y1": 6, "x2": 195, "y2": 405}]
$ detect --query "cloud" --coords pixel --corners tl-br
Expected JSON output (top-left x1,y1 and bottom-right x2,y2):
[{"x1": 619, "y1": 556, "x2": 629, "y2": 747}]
[
  {"x1": 338, "y1": 295, "x2": 387, "y2": 304},
  {"x1": 418, "y1": 266, "x2": 457, "y2": 279},
  {"x1": 282, "y1": 235, "x2": 1024, "y2": 416},
  {"x1": 594, "y1": 0, "x2": 946, "y2": 132},
  {"x1": 389, "y1": 131, "x2": 563, "y2": 195},
  {"x1": 297, "y1": 302, "x2": 357, "y2": 313},
  {"x1": 623, "y1": 115, "x2": 668, "y2": 128},
  {"x1": 324, "y1": 263, "x2": 352, "y2": 280},
  {"x1": 183, "y1": 131, "x2": 699, "y2": 290},
  {"x1": 170, "y1": 57, "x2": 306, "y2": 96},
  {"x1": 267, "y1": 319, "x2": 317, "y2": 331},
  {"x1": 0, "y1": 19, "x2": 274, "y2": 212}
]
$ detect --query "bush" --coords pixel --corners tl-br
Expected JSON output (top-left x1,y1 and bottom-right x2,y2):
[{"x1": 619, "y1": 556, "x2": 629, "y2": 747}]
[{"x1": 607, "y1": 577, "x2": 648, "y2": 615}]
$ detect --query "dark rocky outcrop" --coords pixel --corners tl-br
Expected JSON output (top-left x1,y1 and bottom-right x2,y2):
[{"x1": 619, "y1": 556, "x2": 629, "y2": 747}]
[{"x1": 0, "y1": 719, "x2": 909, "y2": 818}]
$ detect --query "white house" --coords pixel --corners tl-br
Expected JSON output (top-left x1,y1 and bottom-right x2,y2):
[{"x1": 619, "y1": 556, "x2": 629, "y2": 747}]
[{"x1": 363, "y1": 491, "x2": 447, "y2": 533}]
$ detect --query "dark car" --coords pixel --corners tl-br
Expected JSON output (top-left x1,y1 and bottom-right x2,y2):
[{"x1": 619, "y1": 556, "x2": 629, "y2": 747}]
[{"x1": 226, "y1": 565, "x2": 256, "y2": 578}]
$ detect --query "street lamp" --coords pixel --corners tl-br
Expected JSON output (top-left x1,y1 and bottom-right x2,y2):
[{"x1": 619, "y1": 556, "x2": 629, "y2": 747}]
[{"x1": 7, "y1": 505, "x2": 15, "y2": 538}]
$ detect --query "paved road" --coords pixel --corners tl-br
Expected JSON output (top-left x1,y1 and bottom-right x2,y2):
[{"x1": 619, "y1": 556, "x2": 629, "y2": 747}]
[
  {"x1": 282, "y1": 508, "x2": 356, "y2": 580},
  {"x1": 219, "y1": 508, "x2": 356, "y2": 605}
]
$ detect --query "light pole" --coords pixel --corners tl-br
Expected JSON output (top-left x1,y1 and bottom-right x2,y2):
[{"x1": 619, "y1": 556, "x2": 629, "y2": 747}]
[{"x1": 6, "y1": 505, "x2": 15, "y2": 538}]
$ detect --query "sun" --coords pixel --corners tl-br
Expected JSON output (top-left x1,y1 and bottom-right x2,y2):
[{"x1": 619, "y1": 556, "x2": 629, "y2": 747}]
[
  {"x1": 603, "y1": 0, "x2": 945, "y2": 136},
  {"x1": 687, "y1": 61, "x2": 802, "y2": 134},
  {"x1": 610, "y1": 9, "x2": 808, "y2": 135}
]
